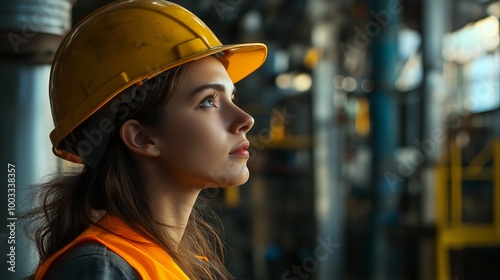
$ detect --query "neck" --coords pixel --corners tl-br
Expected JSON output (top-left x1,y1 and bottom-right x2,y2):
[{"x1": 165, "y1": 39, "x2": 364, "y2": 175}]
[
  {"x1": 139, "y1": 161, "x2": 202, "y2": 249},
  {"x1": 154, "y1": 185, "x2": 200, "y2": 249}
]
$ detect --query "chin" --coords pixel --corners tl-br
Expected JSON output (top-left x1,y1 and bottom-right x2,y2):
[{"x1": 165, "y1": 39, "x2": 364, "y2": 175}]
[
  {"x1": 227, "y1": 173, "x2": 250, "y2": 188},
  {"x1": 231, "y1": 167, "x2": 250, "y2": 186},
  {"x1": 204, "y1": 167, "x2": 250, "y2": 188},
  {"x1": 223, "y1": 172, "x2": 250, "y2": 188}
]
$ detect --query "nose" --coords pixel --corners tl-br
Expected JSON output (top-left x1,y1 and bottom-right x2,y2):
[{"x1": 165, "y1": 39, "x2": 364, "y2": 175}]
[{"x1": 230, "y1": 105, "x2": 254, "y2": 134}]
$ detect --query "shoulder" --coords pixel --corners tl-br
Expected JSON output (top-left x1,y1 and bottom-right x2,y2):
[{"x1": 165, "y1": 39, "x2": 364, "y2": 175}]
[{"x1": 44, "y1": 241, "x2": 140, "y2": 280}]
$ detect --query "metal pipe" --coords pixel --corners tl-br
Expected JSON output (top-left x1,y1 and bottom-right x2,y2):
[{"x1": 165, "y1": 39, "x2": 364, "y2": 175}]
[
  {"x1": 308, "y1": 0, "x2": 345, "y2": 279},
  {"x1": 0, "y1": 0, "x2": 74, "y2": 62},
  {"x1": 368, "y1": 0, "x2": 401, "y2": 279},
  {"x1": 0, "y1": 1, "x2": 75, "y2": 279}
]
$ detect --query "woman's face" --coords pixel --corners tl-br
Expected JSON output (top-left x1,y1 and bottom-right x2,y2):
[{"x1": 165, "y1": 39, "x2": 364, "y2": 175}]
[{"x1": 153, "y1": 56, "x2": 254, "y2": 189}]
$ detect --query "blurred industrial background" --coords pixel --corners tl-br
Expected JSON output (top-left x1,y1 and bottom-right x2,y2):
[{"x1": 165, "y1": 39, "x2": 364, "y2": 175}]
[{"x1": 1, "y1": 0, "x2": 500, "y2": 279}]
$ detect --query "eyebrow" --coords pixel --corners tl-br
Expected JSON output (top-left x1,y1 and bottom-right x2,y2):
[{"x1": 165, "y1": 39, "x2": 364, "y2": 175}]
[{"x1": 190, "y1": 83, "x2": 236, "y2": 98}]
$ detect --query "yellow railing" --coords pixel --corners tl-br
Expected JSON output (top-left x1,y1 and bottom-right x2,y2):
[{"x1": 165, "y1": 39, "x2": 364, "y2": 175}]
[{"x1": 436, "y1": 136, "x2": 500, "y2": 280}]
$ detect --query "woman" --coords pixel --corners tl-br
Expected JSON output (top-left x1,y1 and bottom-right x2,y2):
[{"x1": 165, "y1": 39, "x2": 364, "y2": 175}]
[{"x1": 26, "y1": 0, "x2": 267, "y2": 279}]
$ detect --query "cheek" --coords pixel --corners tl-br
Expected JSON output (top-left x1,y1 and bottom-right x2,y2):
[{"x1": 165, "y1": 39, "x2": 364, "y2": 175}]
[
  {"x1": 162, "y1": 114, "x2": 226, "y2": 166},
  {"x1": 159, "y1": 113, "x2": 249, "y2": 187}
]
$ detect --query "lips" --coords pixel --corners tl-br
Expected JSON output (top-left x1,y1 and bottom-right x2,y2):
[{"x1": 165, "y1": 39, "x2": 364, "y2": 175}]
[{"x1": 229, "y1": 141, "x2": 250, "y2": 158}]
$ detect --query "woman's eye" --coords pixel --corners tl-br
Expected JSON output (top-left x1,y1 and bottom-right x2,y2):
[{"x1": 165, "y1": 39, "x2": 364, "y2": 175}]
[{"x1": 199, "y1": 94, "x2": 218, "y2": 108}]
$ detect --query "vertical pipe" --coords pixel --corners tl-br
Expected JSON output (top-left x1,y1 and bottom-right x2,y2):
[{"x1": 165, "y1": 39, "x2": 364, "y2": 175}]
[
  {"x1": 0, "y1": 63, "x2": 57, "y2": 280},
  {"x1": 0, "y1": 1, "x2": 75, "y2": 279},
  {"x1": 367, "y1": 0, "x2": 401, "y2": 279},
  {"x1": 421, "y1": 0, "x2": 452, "y2": 279},
  {"x1": 308, "y1": 0, "x2": 344, "y2": 279},
  {"x1": 450, "y1": 138, "x2": 462, "y2": 228},
  {"x1": 422, "y1": 0, "x2": 452, "y2": 158}
]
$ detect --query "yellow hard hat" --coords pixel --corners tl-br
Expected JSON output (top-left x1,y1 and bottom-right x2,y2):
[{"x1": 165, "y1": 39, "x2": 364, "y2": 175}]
[{"x1": 49, "y1": 0, "x2": 267, "y2": 163}]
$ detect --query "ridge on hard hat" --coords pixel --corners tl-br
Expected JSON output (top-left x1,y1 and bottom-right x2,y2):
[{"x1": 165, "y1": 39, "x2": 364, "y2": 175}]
[{"x1": 49, "y1": 0, "x2": 267, "y2": 163}]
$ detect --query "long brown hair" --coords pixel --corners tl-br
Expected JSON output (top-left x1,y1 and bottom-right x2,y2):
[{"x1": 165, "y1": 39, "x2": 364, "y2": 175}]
[{"x1": 25, "y1": 63, "x2": 233, "y2": 280}]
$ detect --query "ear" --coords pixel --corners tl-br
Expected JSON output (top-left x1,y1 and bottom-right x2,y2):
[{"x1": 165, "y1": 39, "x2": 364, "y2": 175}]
[{"x1": 120, "y1": 119, "x2": 161, "y2": 157}]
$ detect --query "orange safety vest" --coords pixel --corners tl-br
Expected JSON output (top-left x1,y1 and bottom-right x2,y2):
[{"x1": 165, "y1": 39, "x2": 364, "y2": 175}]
[{"x1": 35, "y1": 214, "x2": 190, "y2": 280}]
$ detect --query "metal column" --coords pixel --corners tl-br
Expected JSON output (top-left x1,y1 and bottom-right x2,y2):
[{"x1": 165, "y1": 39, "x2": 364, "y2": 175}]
[
  {"x1": 0, "y1": 1, "x2": 74, "y2": 279},
  {"x1": 309, "y1": 0, "x2": 345, "y2": 279},
  {"x1": 367, "y1": 0, "x2": 401, "y2": 279}
]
